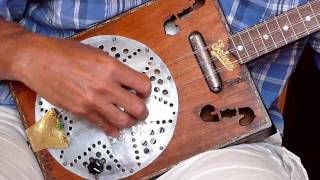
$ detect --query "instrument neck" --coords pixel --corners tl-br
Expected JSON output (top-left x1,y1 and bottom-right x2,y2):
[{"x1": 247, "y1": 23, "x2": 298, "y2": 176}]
[{"x1": 230, "y1": 0, "x2": 320, "y2": 64}]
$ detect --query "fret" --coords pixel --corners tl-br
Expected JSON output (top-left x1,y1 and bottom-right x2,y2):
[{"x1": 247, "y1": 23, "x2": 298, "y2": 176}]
[
  {"x1": 256, "y1": 23, "x2": 277, "y2": 52},
  {"x1": 295, "y1": 7, "x2": 309, "y2": 35},
  {"x1": 254, "y1": 26, "x2": 268, "y2": 53},
  {"x1": 266, "y1": 18, "x2": 286, "y2": 47},
  {"x1": 275, "y1": 17, "x2": 287, "y2": 44},
  {"x1": 238, "y1": 32, "x2": 251, "y2": 59},
  {"x1": 284, "y1": 13, "x2": 298, "y2": 40},
  {"x1": 299, "y1": 2, "x2": 319, "y2": 34},
  {"x1": 309, "y1": 1, "x2": 320, "y2": 27},
  {"x1": 246, "y1": 29, "x2": 260, "y2": 56},
  {"x1": 286, "y1": 8, "x2": 308, "y2": 39},
  {"x1": 238, "y1": 29, "x2": 260, "y2": 60},
  {"x1": 230, "y1": 34, "x2": 248, "y2": 63},
  {"x1": 277, "y1": 13, "x2": 297, "y2": 42},
  {"x1": 265, "y1": 22, "x2": 277, "y2": 48}
]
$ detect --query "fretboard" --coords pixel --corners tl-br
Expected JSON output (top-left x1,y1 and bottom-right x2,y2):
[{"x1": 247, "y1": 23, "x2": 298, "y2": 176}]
[{"x1": 230, "y1": 0, "x2": 320, "y2": 64}]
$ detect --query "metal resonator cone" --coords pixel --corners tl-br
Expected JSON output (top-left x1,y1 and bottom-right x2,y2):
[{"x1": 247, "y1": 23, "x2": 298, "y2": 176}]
[{"x1": 35, "y1": 35, "x2": 179, "y2": 179}]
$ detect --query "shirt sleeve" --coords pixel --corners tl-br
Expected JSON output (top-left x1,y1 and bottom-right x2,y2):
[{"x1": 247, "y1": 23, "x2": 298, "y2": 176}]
[{"x1": 0, "y1": 0, "x2": 27, "y2": 21}]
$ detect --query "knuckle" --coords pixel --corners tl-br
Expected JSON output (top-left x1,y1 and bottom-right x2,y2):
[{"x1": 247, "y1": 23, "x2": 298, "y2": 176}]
[
  {"x1": 117, "y1": 114, "x2": 132, "y2": 128},
  {"x1": 83, "y1": 92, "x2": 96, "y2": 107},
  {"x1": 143, "y1": 78, "x2": 152, "y2": 96},
  {"x1": 133, "y1": 101, "x2": 147, "y2": 119},
  {"x1": 104, "y1": 61, "x2": 118, "y2": 77}
]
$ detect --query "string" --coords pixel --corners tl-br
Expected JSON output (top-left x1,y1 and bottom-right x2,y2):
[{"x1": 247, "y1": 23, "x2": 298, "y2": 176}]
[
  {"x1": 163, "y1": 0, "x2": 319, "y2": 69},
  {"x1": 175, "y1": 24, "x2": 320, "y2": 91},
  {"x1": 154, "y1": 8, "x2": 320, "y2": 82}
]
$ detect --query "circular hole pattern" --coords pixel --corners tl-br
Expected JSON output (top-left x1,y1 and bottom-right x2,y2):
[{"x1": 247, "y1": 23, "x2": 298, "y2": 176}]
[
  {"x1": 111, "y1": 47, "x2": 116, "y2": 52},
  {"x1": 157, "y1": 79, "x2": 163, "y2": 85},
  {"x1": 144, "y1": 148, "x2": 150, "y2": 154},
  {"x1": 159, "y1": 127, "x2": 165, "y2": 133},
  {"x1": 154, "y1": 87, "x2": 160, "y2": 92},
  {"x1": 123, "y1": 49, "x2": 129, "y2": 54},
  {"x1": 142, "y1": 140, "x2": 148, "y2": 146},
  {"x1": 96, "y1": 152, "x2": 102, "y2": 158},
  {"x1": 150, "y1": 138, "x2": 157, "y2": 144},
  {"x1": 162, "y1": 90, "x2": 168, "y2": 95},
  {"x1": 150, "y1": 76, "x2": 156, "y2": 81},
  {"x1": 106, "y1": 165, "x2": 112, "y2": 170},
  {"x1": 150, "y1": 129, "x2": 155, "y2": 136},
  {"x1": 154, "y1": 69, "x2": 160, "y2": 74}
]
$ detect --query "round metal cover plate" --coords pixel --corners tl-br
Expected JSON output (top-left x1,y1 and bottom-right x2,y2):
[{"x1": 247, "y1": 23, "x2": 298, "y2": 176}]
[{"x1": 35, "y1": 35, "x2": 179, "y2": 179}]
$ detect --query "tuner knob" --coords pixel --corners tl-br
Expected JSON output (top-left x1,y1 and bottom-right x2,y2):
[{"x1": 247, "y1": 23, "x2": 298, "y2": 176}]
[{"x1": 87, "y1": 157, "x2": 106, "y2": 175}]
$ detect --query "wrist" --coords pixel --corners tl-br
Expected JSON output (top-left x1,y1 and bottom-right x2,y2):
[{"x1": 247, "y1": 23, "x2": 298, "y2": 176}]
[{"x1": 0, "y1": 21, "x2": 42, "y2": 82}]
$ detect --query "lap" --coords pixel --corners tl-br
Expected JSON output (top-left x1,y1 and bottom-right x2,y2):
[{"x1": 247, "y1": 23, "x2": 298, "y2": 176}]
[{"x1": 0, "y1": 105, "x2": 308, "y2": 180}]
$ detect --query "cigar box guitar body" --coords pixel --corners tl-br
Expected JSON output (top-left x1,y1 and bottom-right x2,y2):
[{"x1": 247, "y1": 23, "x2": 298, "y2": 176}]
[{"x1": 10, "y1": 0, "x2": 320, "y2": 179}]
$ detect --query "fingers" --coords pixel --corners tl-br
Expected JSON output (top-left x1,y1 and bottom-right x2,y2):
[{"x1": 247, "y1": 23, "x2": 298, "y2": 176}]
[
  {"x1": 113, "y1": 87, "x2": 149, "y2": 121},
  {"x1": 96, "y1": 104, "x2": 137, "y2": 129},
  {"x1": 113, "y1": 62, "x2": 152, "y2": 98},
  {"x1": 85, "y1": 112, "x2": 120, "y2": 137}
]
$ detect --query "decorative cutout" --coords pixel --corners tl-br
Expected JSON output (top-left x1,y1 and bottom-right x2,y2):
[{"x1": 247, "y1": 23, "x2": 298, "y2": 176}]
[
  {"x1": 163, "y1": 15, "x2": 180, "y2": 36},
  {"x1": 164, "y1": 0, "x2": 205, "y2": 35},
  {"x1": 200, "y1": 105, "x2": 255, "y2": 126},
  {"x1": 220, "y1": 108, "x2": 236, "y2": 118},
  {"x1": 239, "y1": 107, "x2": 255, "y2": 126},
  {"x1": 200, "y1": 105, "x2": 219, "y2": 122}
]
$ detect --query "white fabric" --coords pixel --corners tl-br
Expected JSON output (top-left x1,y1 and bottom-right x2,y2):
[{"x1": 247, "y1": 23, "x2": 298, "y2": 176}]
[
  {"x1": 0, "y1": 106, "x2": 308, "y2": 180},
  {"x1": 0, "y1": 106, "x2": 43, "y2": 180}
]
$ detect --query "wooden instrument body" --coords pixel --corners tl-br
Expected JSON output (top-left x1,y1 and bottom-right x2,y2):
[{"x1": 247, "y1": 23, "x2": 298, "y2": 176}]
[{"x1": 9, "y1": 0, "x2": 273, "y2": 179}]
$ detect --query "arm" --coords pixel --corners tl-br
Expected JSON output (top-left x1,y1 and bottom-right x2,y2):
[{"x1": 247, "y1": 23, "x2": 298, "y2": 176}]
[{"x1": 0, "y1": 19, "x2": 151, "y2": 137}]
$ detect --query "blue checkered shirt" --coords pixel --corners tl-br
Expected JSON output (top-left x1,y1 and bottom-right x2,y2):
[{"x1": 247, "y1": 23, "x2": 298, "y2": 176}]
[{"x1": 1, "y1": 0, "x2": 320, "y2": 134}]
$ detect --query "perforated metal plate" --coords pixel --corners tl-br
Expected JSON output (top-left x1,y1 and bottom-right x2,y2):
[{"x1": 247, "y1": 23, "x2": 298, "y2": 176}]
[{"x1": 35, "y1": 35, "x2": 179, "y2": 179}]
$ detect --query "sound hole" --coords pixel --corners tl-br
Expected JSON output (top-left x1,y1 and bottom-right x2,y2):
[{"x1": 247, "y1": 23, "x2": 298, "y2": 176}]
[
  {"x1": 221, "y1": 108, "x2": 236, "y2": 118},
  {"x1": 239, "y1": 107, "x2": 255, "y2": 126},
  {"x1": 200, "y1": 104, "x2": 219, "y2": 122}
]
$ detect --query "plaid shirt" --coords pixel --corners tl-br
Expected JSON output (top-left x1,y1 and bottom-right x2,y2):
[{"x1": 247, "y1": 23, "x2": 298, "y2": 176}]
[{"x1": 0, "y1": 0, "x2": 319, "y2": 133}]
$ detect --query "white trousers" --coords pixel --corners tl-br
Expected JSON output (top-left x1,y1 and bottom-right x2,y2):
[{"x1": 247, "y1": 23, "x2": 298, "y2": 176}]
[{"x1": 0, "y1": 106, "x2": 308, "y2": 180}]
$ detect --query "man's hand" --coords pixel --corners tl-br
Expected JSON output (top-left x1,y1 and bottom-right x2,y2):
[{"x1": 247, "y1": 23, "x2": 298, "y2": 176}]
[{"x1": 0, "y1": 20, "x2": 151, "y2": 137}]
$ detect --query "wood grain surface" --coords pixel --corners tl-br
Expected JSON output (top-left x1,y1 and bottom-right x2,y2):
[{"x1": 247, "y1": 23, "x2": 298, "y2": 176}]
[{"x1": 8, "y1": 0, "x2": 273, "y2": 179}]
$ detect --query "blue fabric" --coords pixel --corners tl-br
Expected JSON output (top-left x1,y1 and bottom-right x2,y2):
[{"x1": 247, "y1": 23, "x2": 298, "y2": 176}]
[{"x1": 0, "y1": 0, "x2": 320, "y2": 133}]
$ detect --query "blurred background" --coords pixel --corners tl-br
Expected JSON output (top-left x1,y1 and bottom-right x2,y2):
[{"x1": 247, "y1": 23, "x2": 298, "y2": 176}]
[{"x1": 281, "y1": 46, "x2": 320, "y2": 180}]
